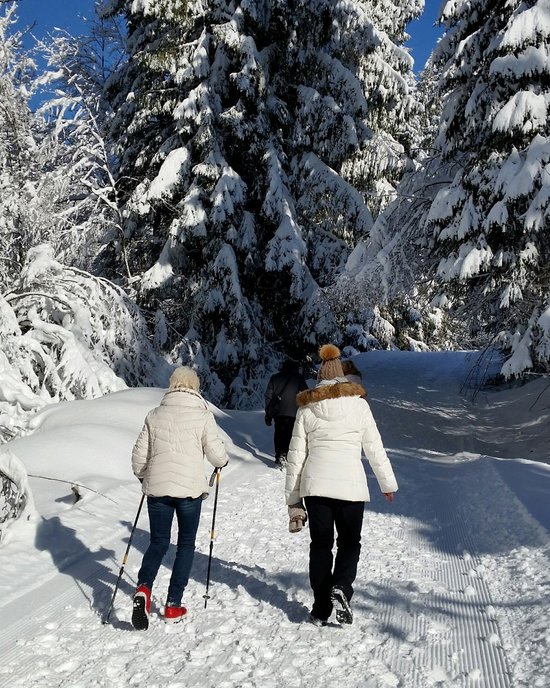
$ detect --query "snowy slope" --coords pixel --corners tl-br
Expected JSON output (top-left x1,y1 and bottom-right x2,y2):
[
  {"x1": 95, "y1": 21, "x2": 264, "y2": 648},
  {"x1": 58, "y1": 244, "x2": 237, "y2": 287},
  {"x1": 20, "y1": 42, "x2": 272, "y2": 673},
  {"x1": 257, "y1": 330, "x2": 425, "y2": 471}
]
[{"x1": 0, "y1": 352, "x2": 549, "y2": 688}]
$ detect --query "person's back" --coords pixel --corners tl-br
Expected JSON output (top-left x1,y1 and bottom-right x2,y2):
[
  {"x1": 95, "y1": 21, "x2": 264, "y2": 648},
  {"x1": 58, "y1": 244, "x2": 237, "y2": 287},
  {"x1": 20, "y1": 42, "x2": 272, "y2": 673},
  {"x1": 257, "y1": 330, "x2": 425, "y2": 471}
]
[
  {"x1": 265, "y1": 359, "x2": 308, "y2": 467},
  {"x1": 135, "y1": 389, "x2": 226, "y2": 499},
  {"x1": 266, "y1": 366, "x2": 308, "y2": 417},
  {"x1": 288, "y1": 382, "x2": 392, "y2": 502}
]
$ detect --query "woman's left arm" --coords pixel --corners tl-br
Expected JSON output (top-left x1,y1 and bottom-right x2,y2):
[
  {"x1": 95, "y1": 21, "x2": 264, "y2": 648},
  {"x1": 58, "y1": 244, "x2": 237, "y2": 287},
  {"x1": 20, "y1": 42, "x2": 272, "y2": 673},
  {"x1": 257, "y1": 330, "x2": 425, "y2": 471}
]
[{"x1": 202, "y1": 412, "x2": 229, "y2": 468}]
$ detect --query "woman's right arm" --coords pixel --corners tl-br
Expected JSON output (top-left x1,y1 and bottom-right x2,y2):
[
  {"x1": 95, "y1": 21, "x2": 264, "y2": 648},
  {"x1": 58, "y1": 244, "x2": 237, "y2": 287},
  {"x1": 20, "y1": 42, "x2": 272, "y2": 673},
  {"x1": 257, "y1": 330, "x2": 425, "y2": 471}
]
[
  {"x1": 360, "y1": 404, "x2": 398, "y2": 494},
  {"x1": 285, "y1": 409, "x2": 308, "y2": 505},
  {"x1": 131, "y1": 420, "x2": 150, "y2": 480}
]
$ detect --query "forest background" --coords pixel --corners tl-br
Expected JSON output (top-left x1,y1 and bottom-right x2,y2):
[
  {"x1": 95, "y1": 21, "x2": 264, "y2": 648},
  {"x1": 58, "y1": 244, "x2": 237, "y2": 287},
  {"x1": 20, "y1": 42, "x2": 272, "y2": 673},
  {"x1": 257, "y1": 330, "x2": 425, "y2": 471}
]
[{"x1": 1, "y1": 0, "x2": 549, "y2": 440}]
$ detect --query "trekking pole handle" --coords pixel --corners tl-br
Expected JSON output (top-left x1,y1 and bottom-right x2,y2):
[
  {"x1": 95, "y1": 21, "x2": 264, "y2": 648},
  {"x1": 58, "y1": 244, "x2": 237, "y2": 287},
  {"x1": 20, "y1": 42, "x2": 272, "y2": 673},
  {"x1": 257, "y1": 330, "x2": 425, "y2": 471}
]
[{"x1": 209, "y1": 467, "x2": 221, "y2": 487}]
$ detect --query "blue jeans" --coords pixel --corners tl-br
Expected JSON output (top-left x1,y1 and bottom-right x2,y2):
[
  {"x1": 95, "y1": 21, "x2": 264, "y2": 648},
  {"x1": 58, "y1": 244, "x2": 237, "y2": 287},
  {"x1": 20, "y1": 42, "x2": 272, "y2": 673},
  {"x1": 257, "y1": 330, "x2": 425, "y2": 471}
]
[{"x1": 138, "y1": 495, "x2": 202, "y2": 606}]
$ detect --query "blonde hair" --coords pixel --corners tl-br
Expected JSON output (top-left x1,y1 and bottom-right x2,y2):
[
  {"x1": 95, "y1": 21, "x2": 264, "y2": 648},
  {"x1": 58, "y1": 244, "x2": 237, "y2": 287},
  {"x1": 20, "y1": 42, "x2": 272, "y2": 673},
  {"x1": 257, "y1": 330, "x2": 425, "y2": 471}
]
[{"x1": 169, "y1": 366, "x2": 200, "y2": 392}]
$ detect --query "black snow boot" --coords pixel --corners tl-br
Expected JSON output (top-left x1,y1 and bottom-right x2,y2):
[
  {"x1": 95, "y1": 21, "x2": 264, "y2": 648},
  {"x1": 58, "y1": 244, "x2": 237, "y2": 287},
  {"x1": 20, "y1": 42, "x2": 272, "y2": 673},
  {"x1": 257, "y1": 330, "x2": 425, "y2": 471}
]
[{"x1": 330, "y1": 586, "x2": 353, "y2": 625}]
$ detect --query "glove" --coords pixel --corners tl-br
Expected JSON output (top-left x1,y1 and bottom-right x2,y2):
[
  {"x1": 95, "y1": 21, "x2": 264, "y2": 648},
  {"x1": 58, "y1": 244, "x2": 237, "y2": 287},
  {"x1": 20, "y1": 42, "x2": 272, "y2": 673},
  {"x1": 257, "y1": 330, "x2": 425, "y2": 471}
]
[
  {"x1": 288, "y1": 503, "x2": 307, "y2": 533},
  {"x1": 265, "y1": 415, "x2": 272, "y2": 426}
]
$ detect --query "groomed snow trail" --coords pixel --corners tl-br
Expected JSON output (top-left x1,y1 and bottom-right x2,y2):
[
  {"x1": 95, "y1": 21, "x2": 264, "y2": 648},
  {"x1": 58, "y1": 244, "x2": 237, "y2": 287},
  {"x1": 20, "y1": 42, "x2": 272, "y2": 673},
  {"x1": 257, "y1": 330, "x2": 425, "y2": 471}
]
[
  {"x1": 1, "y1": 351, "x2": 549, "y2": 687},
  {"x1": 1, "y1": 453, "x2": 547, "y2": 688}
]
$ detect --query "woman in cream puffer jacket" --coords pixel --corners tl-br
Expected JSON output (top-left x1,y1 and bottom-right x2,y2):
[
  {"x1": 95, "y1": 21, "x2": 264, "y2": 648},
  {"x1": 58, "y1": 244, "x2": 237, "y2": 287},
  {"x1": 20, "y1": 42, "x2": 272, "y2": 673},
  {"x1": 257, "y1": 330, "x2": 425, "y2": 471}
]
[
  {"x1": 285, "y1": 344, "x2": 398, "y2": 627},
  {"x1": 130, "y1": 366, "x2": 228, "y2": 630},
  {"x1": 132, "y1": 384, "x2": 227, "y2": 498}
]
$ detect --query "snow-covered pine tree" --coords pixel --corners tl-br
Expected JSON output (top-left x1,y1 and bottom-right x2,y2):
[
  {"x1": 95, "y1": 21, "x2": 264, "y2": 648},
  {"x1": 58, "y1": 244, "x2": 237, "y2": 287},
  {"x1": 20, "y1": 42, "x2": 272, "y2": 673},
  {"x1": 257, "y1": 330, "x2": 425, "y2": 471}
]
[
  {"x1": 101, "y1": 0, "x2": 422, "y2": 405},
  {"x1": 0, "y1": 244, "x2": 167, "y2": 441},
  {"x1": 0, "y1": 7, "x2": 165, "y2": 443},
  {"x1": 0, "y1": 5, "x2": 42, "y2": 291},
  {"x1": 325, "y1": 2, "x2": 449, "y2": 353},
  {"x1": 425, "y1": 0, "x2": 550, "y2": 375},
  {"x1": 35, "y1": 15, "x2": 129, "y2": 276},
  {"x1": 100, "y1": 0, "x2": 281, "y2": 406}
]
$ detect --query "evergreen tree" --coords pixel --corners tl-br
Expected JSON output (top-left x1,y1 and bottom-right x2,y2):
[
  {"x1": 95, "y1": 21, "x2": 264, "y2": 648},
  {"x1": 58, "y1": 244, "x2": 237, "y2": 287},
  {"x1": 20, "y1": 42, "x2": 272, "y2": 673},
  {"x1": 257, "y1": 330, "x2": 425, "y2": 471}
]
[
  {"x1": 330, "y1": 38, "x2": 450, "y2": 354},
  {"x1": 0, "y1": 243, "x2": 166, "y2": 441},
  {"x1": 426, "y1": 0, "x2": 550, "y2": 375},
  {"x1": 102, "y1": 0, "x2": 421, "y2": 405},
  {"x1": 418, "y1": 0, "x2": 550, "y2": 375},
  {"x1": 339, "y1": 0, "x2": 550, "y2": 375},
  {"x1": 0, "y1": 6, "x2": 42, "y2": 291},
  {"x1": 35, "y1": 16, "x2": 129, "y2": 276}
]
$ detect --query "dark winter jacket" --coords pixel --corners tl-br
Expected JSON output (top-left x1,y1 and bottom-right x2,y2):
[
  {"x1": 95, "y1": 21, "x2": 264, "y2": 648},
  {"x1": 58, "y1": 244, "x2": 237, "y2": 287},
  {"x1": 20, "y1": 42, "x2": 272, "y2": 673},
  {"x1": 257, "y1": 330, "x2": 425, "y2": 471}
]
[{"x1": 265, "y1": 365, "x2": 309, "y2": 419}]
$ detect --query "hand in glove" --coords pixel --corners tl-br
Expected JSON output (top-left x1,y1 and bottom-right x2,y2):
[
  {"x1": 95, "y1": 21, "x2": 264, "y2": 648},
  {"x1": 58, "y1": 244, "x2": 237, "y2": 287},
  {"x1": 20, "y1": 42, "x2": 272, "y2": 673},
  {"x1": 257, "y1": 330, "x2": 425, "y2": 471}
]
[
  {"x1": 288, "y1": 503, "x2": 307, "y2": 533},
  {"x1": 265, "y1": 415, "x2": 272, "y2": 426}
]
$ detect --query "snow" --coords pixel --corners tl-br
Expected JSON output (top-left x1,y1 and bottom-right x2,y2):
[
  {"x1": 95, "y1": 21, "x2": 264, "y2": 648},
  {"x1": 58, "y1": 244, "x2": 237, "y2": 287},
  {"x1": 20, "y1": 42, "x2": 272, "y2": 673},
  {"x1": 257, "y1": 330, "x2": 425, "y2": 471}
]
[
  {"x1": 437, "y1": 242, "x2": 493, "y2": 281},
  {"x1": 490, "y1": 45, "x2": 550, "y2": 79},
  {"x1": 492, "y1": 91, "x2": 547, "y2": 134},
  {"x1": 1, "y1": 351, "x2": 549, "y2": 688},
  {"x1": 146, "y1": 147, "x2": 190, "y2": 201},
  {"x1": 499, "y1": 1, "x2": 550, "y2": 51}
]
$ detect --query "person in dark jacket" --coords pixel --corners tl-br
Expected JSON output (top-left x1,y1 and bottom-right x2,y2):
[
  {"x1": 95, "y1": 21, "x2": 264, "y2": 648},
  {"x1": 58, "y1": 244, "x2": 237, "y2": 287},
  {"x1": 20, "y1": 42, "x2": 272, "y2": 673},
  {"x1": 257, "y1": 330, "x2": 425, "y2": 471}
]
[{"x1": 265, "y1": 360, "x2": 309, "y2": 468}]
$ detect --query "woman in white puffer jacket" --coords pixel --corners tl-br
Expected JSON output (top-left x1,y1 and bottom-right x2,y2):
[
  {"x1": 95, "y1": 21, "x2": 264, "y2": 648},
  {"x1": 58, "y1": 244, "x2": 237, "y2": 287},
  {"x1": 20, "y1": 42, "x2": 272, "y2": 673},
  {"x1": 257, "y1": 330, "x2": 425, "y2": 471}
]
[
  {"x1": 285, "y1": 345, "x2": 398, "y2": 626},
  {"x1": 130, "y1": 366, "x2": 228, "y2": 630}
]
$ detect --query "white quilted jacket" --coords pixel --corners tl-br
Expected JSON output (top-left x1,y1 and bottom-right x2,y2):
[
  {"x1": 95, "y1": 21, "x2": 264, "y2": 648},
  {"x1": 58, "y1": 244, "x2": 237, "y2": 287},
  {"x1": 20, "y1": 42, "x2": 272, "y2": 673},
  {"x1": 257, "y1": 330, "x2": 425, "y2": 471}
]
[
  {"x1": 285, "y1": 380, "x2": 398, "y2": 505},
  {"x1": 132, "y1": 390, "x2": 228, "y2": 498}
]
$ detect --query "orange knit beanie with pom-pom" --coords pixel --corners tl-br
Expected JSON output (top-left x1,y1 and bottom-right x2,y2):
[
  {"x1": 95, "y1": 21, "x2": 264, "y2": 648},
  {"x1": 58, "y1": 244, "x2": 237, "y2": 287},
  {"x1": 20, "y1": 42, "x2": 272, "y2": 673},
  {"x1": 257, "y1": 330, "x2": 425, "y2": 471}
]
[{"x1": 317, "y1": 344, "x2": 345, "y2": 381}]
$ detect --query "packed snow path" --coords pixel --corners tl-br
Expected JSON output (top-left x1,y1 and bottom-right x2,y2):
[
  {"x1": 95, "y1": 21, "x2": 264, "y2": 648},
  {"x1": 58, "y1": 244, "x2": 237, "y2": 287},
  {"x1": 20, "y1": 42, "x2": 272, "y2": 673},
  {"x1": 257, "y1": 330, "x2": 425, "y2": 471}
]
[{"x1": 0, "y1": 352, "x2": 549, "y2": 687}]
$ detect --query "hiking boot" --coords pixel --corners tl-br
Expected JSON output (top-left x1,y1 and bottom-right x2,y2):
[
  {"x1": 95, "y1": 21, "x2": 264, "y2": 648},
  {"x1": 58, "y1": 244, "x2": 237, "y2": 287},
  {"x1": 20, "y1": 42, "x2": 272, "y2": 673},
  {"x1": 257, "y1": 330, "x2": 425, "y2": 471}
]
[
  {"x1": 308, "y1": 612, "x2": 327, "y2": 627},
  {"x1": 275, "y1": 453, "x2": 287, "y2": 470},
  {"x1": 330, "y1": 586, "x2": 353, "y2": 625},
  {"x1": 132, "y1": 585, "x2": 151, "y2": 631},
  {"x1": 164, "y1": 605, "x2": 187, "y2": 624}
]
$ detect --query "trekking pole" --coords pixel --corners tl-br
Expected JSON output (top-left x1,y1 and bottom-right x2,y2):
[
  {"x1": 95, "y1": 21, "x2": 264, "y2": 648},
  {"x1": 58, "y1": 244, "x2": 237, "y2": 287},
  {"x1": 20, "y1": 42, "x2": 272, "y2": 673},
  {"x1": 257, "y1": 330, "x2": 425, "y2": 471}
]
[
  {"x1": 102, "y1": 493, "x2": 146, "y2": 625},
  {"x1": 203, "y1": 468, "x2": 221, "y2": 608}
]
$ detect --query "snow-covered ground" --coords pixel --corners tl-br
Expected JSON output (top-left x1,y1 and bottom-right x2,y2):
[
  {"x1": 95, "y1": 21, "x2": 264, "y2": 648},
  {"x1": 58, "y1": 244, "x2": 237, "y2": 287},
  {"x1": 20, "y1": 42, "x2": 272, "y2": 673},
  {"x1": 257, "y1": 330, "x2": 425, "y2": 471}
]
[{"x1": 0, "y1": 351, "x2": 549, "y2": 688}]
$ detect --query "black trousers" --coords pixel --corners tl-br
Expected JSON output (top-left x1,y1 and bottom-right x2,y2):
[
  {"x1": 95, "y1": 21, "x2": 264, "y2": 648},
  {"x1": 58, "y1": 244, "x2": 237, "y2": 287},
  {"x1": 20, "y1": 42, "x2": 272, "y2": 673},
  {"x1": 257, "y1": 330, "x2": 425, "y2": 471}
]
[
  {"x1": 273, "y1": 416, "x2": 295, "y2": 459},
  {"x1": 304, "y1": 496, "x2": 364, "y2": 621}
]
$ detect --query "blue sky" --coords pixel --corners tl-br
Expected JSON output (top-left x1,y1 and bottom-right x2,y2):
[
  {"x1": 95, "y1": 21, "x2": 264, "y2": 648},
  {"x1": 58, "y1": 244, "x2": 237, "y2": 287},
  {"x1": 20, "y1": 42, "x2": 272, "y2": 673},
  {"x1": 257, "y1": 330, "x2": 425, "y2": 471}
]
[
  {"x1": 15, "y1": 0, "x2": 96, "y2": 44},
  {"x1": 407, "y1": 1, "x2": 444, "y2": 71},
  {"x1": 14, "y1": 0, "x2": 443, "y2": 72}
]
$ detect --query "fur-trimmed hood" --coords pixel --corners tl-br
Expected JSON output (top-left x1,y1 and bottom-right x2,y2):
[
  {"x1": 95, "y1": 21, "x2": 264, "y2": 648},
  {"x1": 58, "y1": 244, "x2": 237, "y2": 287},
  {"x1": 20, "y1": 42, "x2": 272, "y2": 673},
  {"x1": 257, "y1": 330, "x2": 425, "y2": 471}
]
[{"x1": 297, "y1": 381, "x2": 366, "y2": 408}]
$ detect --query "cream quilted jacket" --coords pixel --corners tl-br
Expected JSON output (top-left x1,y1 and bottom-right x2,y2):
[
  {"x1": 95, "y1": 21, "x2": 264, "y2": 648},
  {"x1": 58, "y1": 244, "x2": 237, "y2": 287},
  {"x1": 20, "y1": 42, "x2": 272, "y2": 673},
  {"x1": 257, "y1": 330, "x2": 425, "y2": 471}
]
[
  {"x1": 132, "y1": 389, "x2": 228, "y2": 498},
  {"x1": 285, "y1": 380, "x2": 398, "y2": 505}
]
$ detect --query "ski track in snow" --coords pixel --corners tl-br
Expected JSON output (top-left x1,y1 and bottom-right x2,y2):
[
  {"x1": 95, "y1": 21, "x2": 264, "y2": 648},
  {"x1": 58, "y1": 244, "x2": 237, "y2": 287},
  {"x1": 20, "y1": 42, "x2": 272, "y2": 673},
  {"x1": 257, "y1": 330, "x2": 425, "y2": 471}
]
[
  {"x1": 1, "y1": 457, "x2": 548, "y2": 688},
  {"x1": 1, "y1": 352, "x2": 549, "y2": 688}
]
